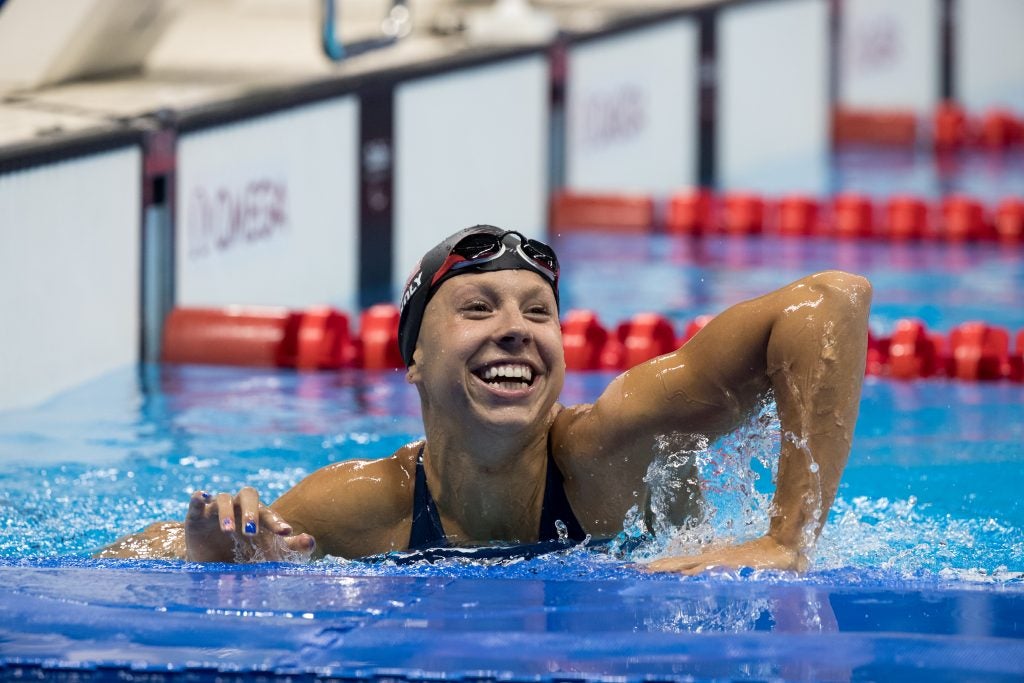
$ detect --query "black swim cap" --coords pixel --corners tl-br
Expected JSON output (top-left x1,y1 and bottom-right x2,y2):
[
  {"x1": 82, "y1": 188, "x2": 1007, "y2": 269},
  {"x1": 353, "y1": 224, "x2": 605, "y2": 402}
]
[{"x1": 396, "y1": 225, "x2": 560, "y2": 367}]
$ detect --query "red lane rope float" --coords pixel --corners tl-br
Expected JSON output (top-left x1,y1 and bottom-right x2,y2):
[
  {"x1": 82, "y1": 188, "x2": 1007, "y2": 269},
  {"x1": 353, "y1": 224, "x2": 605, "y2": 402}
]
[
  {"x1": 550, "y1": 191, "x2": 655, "y2": 232},
  {"x1": 776, "y1": 195, "x2": 820, "y2": 237},
  {"x1": 996, "y1": 198, "x2": 1024, "y2": 242},
  {"x1": 360, "y1": 304, "x2": 403, "y2": 370},
  {"x1": 283, "y1": 306, "x2": 357, "y2": 370},
  {"x1": 557, "y1": 188, "x2": 1023, "y2": 244},
  {"x1": 829, "y1": 193, "x2": 875, "y2": 239},
  {"x1": 163, "y1": 306, "x2": 1024, "y2": 382},
  {"x1": 940, "y1": 195, "x2": 994, "y2": 241},
  {"x1": 933, "y1": 102, "x2": 971, "y2": 153},
  {"x1": 832, "y1": 103, "x2": 1024, "y2": 152},
  {"x1": 719, "y1": 193, "x2": 766, "y2": 235},
  {"x1": 562, "y1": 310, "x2": 609, "y2": 371},
  {"x1": 883, "y1": 195, "x2": 930, "y2": 241},
  {"x1": 666, "y1": 189, "x2": 714, "y2": 235},
  {"x1": 832, "y1": 108, "x2": 918, "y2": 148},
  {"x1": 162, "y1": 306, "x2": 358, "y2": 370}
]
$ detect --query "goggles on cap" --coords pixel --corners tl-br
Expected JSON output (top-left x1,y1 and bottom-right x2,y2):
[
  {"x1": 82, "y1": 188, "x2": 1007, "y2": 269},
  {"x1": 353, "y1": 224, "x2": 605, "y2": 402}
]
[{"x1": 431, "y1": 230, "x2": 559, "y2": 288}]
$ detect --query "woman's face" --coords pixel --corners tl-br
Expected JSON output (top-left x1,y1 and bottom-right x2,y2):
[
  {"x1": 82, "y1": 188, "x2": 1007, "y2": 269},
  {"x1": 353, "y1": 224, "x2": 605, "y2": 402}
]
[{"x1": 408, "y1": 269, "x2": 565, "y2": 435}]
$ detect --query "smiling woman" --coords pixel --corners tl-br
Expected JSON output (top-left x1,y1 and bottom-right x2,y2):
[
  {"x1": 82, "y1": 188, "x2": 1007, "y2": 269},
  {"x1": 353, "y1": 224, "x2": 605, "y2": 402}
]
[{"x1": 98, "y1": 225, "x2": 872, "y2": 574}]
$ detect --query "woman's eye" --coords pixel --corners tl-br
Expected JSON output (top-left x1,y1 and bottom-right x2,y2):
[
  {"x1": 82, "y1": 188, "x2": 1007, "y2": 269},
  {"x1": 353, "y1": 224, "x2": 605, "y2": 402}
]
[
  {"x1": 527, "y1": 305, "x2": 551, "y2": 317},
  {"x1": 463, "y1": 301, "x2": 491, "y2": 313}
]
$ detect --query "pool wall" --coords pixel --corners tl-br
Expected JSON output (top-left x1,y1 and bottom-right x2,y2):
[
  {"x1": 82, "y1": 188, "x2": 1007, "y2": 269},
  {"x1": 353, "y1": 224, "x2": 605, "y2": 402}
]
[{"x1": 1, "y1": 0, "x2": 1023, "y2": 411}]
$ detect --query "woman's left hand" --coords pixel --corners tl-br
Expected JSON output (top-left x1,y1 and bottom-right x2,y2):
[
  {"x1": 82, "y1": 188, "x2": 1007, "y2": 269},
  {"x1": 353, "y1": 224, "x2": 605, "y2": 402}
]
[{"x1": 643, "y1": 535, "x2": 806, "y2": 575}]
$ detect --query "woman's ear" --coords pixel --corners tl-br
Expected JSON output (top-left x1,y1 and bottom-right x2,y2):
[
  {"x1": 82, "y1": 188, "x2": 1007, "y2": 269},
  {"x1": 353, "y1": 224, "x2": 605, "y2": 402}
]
[{"x1": 405, "y1": 352, "x2": 422, "y2": 384}]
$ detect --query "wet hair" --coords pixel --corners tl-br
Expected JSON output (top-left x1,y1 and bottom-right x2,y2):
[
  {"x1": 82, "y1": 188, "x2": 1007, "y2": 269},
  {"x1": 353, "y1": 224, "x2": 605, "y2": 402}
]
[{"x1": 396, "y1": 225, "x2": 560, "y2": 367}]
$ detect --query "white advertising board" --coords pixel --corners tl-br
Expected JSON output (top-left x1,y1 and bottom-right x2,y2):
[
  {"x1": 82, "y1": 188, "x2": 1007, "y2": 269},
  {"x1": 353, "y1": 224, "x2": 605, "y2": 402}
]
[
  {"x1": 956, "y1": 0, "x2": 1024, "y2": 113},
  {"x1": 839, "y1": 0, "x2": 941, "y2": 114},
  {"x1": 176, "y1": 96, "x2": 360, "y2": 310},
  {"x1": 718, "y1": 0, "x2": 830, "y2": 194},
  {"x1": 393, "y1": 55, "x2": 549, "y2": 292},
  {"x1": 0, "y1": 147, "x2": 141, "y2": 411},
  {"x1": 566, "y1": 17, "x2": 699, "y2": 194}
]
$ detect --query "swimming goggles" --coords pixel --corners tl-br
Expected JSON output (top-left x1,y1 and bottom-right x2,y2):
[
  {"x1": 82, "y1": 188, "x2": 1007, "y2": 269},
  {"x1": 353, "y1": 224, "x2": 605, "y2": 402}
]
[{"x1": 430, "y1": 230, "x2": 559, "y2": 287}]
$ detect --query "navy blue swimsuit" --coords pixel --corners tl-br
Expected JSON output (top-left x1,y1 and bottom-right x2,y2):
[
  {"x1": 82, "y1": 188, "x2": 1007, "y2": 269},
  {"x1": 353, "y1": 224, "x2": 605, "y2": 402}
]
[{"x1": 407, "y1": 442, "x2": 587, "y2": 550}]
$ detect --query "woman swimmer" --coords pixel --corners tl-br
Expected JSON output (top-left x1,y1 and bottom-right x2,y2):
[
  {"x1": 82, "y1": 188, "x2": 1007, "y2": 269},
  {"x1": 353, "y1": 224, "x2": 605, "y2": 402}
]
[{"x1": 100, "y1": 225, "x2": 872, "y2": 574}]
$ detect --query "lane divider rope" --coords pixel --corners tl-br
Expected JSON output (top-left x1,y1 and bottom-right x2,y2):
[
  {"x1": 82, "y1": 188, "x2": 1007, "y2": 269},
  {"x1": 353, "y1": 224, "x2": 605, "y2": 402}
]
[
  {"x1": 551, "y1": 189, "x2": 1024, "y2": 242},
  {"x1": 162, "y1": 306, "x2": 1024, "y2": 382}
]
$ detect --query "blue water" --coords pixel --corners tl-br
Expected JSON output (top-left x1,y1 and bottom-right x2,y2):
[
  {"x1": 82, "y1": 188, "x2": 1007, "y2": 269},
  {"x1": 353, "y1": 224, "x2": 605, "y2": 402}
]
[
  {"x1": 2, "y1": 234, "x2": 1023, "y2": 680},
  {"x1": 1, "y1": 364, "x2": 1020, "y2": 573},
  {"x1": 832, "y1": 147, "x2": 1024, "y2": 203},
  {"x1": 0, "y1": 365, "x2": 1022, "y2": 680},
  {"x1": 555, "y1": 234, "x2": 1024, "y2": 334}
]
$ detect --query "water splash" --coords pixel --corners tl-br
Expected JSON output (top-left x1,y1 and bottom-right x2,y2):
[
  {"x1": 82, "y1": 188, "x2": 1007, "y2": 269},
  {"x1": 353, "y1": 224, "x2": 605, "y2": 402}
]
[
  {"x1": 815, "y1": 495, "x2": 1024, "y2": 576},
  {"x1": 612, "y1": 395, "x2": 781, "y2": 562},
  {"x1": 605, "y1": 395, "x2": 1024, "y2": 581}
]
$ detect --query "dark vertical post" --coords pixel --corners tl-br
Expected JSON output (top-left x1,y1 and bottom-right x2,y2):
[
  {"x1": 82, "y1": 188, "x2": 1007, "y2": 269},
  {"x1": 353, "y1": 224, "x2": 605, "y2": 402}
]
[
  {"x1": 827, "y1": 0, "x2": 843, "y2": 192},
  {"x1": 140, "y1": 123, "x2": 176, "y2": 364},
  {"x1": 548, "y1": 40, "x2": 567, "y2": 199},
  {"x1": 697, "y1": 9, "x2": 717, "y2": 188},
  {"x1": 939, "y1": 0, "x2": 955, "y2": 101},
  {"x1": 358, "y1": 84, "x2": 396, "y2": 308}
]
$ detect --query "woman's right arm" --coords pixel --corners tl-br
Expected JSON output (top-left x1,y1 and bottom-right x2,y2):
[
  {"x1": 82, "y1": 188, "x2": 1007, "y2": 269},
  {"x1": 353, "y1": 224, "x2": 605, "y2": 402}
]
[
  {"x1": 94, "y1": 487, "x2": 315, "y2": 561},
  {"x1": 94, "y1": 448, "x2": 415, "y2": 561},
  {"x1": 94, "y1": 520, "x2": 187, "y2": 559}
]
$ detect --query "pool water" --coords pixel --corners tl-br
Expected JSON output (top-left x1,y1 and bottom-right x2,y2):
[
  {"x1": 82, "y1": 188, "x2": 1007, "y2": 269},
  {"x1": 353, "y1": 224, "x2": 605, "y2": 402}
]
[
  {"x1": 556, "y1": 234, "x2": 1024, "y2": 334},
  {"x1": 1, "y1": 363, "x2": 1021, "y2": 573},
  {"x1": 2, "y1": 233, "x2": 1023, "y2": 680}
]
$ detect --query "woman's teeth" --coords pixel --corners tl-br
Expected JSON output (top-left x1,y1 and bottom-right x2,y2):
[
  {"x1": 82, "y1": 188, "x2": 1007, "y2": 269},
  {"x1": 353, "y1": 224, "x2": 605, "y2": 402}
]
[{"x1": 481, "y1": 364, "x2": 534, "y2": 386}]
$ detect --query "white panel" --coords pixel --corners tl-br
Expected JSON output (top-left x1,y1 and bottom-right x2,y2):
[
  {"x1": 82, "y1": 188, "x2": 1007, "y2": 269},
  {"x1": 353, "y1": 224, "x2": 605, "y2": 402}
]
[
  {"x1": 177, "y1": 96, "x2": 359, "y2": 310},
  {"x1": 0, "y1": 147, "x2": 141, "y2": 411},
  {"x1": 566, "y1": 17, "x2": 699, "y2": 193},
  {"x1": 718, "y1": 0, "x2": 830, "y2": 194},
  {"x1": 394, "y1": 55, "x2": 549, "y2": 292},
  {"x1": 957, "y1": 0, "x2": 1024, "y2": 113},
  {"x1": 839, "y1": 0, "x2": 941, "y2": 113}
]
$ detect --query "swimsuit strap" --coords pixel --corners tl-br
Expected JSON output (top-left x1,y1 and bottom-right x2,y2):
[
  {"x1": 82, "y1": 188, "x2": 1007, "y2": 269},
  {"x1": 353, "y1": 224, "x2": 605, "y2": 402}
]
[
  {"x1": 406, "y1": 439, "x2": 588, "y2": 550},
  {"x1": 408, "y1": 444, "x2": 449, "y2": 550},
  {"x1": 538, "y1": 434, "x2": 587, "y2": 543}
]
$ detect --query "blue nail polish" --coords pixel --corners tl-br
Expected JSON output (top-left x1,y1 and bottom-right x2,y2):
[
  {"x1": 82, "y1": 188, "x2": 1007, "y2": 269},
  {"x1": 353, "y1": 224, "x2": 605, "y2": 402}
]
[
  {"x1": 244, "y1": 520, "x2": 257, "y2": 534},
  {"x1": 223, "y1": 518, "x2": 233, "y2": 530},
  {"x1": 201, "y1": 491, "x2": 211, "y2": 501}
]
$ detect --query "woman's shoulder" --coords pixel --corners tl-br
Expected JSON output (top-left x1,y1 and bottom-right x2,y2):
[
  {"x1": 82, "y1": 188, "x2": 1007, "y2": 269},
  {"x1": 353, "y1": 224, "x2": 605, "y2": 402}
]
[
  {"x1": 304, "y1": 441, "x2": 419, "y2": 505},
  {"x1": 272, "y1": 441, "x2": 421, "y2": 537}
]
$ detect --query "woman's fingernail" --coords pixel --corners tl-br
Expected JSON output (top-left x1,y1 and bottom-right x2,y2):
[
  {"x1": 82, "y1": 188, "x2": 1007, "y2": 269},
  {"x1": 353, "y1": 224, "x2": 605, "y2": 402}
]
[
  {"x1": 223, "y1": 519, "x2": 234, "y2": 531},
  {"x1": 244, "y1": 520, "x2": 257, "y2": 535},
  {"x1": 201, "y1": 491, "x2": 211, "y2": 501}
]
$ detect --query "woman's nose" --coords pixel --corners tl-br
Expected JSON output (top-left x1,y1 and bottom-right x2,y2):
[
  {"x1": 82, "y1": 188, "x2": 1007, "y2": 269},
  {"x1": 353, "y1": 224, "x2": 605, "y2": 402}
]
[{"x1": 496, "y1": 308, "x2": 531, "y2": 346}]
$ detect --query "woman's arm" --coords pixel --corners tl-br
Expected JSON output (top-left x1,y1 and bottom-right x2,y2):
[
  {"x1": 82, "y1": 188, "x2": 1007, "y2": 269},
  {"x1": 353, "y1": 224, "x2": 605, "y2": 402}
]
[
  {"x1": 94, "y1": 521, "x2": 187, "y2": 559},
  {"x1": 94, "y1": 488, "x2": 314, "y2": 561},
  {"x1": 561, "y1": 271, "x2": 872, "y2": 571},
  {"x1": 96, "y1": 447, "x2": 417, "y2": 562}
]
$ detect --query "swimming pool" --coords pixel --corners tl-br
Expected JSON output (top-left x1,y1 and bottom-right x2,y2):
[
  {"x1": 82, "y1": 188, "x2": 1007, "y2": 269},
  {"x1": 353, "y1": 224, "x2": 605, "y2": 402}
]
[{"x1": 1, "y1": 232, "x2": 1022, "y2": 681}]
